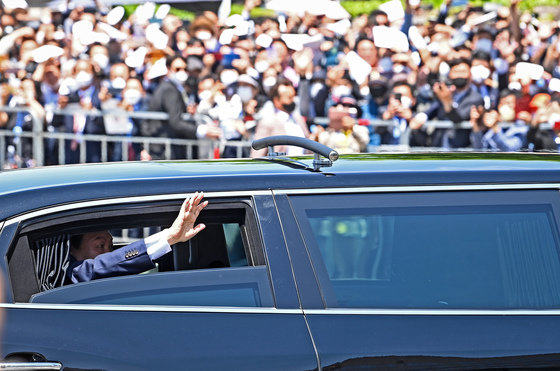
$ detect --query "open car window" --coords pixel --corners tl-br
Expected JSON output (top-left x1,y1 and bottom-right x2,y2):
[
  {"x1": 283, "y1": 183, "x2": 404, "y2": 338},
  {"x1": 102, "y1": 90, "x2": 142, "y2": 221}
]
[{"x1": 7, "y1": 197, "x2": 272, "y2": 307}]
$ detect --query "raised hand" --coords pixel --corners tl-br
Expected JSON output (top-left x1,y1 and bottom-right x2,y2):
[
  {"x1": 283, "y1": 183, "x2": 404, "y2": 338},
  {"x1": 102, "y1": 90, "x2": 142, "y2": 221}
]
[{"x1": 167, "y1": 192, "x2": 209, "y2": 245}]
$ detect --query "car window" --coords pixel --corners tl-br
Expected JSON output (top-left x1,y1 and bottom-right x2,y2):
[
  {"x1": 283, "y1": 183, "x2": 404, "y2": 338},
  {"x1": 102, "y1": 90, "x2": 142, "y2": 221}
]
[
  {"x1": 7, "y1": 198, "x2": 272, "y2": 307},
  {"x1": 290, "y1": 191, "x2": 560, "y2": 309}
]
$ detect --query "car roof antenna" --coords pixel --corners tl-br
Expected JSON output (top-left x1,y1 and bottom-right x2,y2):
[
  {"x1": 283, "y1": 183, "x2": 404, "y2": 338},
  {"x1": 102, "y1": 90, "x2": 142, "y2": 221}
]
[{"x1": 252, "y1": 135, "x2": 339, "y2": 171}]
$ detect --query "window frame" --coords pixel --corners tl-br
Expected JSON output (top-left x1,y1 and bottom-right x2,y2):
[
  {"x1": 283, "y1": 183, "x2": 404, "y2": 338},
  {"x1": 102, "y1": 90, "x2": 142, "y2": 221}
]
[
  {"x1": 6, "y1": 194, "x2": 271, "y2": 306},
  {"x1": 288, "y1": 189, "x2": 560, "y2": 309}
]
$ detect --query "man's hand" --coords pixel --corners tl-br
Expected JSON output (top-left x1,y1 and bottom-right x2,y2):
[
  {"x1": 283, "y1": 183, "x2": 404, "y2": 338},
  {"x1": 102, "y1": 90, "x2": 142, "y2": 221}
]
[{"x1": 167, "y1": 192, "x2": 208, "y2": 245}]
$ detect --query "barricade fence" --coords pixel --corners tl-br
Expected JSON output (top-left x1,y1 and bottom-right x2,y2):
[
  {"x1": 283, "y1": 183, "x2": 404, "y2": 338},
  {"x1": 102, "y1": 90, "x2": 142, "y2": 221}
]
[{"x1": 0, "y1": 106, "x2": 551, "y2": 169}]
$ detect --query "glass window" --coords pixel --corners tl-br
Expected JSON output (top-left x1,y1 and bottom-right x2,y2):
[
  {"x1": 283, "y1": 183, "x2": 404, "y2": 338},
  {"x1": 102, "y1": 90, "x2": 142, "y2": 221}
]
[{"x1": 293, "y1": 192, "x2": 560, "y2": 309}]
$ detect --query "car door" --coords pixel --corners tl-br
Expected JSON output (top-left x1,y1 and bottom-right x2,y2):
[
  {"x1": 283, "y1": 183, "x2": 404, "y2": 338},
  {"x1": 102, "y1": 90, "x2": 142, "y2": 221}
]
[
  {"x1": 0, "y1": 192, "x2": 318, "y2": 370},
  {"x1": 278, "y1": 187, "x2": 560, "y2": 370}
]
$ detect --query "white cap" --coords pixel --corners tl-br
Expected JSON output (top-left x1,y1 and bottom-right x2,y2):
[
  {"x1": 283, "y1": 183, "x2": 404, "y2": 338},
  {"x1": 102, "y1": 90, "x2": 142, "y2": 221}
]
[
  {"x1": 255, "y1": 33, "x2": 273, "y2": 48},
  {"x1": 238, "y1": 74, "x2": 259, "y2": 88},
  {"x1": 146, "y1": 23, "x2": 169, "y2": 50},
  {"x1": 125, "y1": 46, "x2": 148, "y2": 68},
  {"x1": 379, "y1": 0, "x2": 405, "y2": 22},
  {"x1": 31, "y1": 45, "x2": 64, "y2": 63},
  {"x1": 2, "y1": 0, "x2": 27, "y2": 9},
  {"x1": 146, "y1": 57, "x2": 167, "y2": 80},
  {"x1": 106, "y1": 6, "x2": 125, "y2": 26},
  {"x1": 155, "y1": 4, "x2": 170, "y2": 19}
]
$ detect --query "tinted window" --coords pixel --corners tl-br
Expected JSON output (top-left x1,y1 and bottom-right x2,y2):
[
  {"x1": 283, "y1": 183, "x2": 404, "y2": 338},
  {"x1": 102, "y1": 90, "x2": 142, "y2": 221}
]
[{"x1": 292, "y1": 191, "x2": 560, "y2": 309}]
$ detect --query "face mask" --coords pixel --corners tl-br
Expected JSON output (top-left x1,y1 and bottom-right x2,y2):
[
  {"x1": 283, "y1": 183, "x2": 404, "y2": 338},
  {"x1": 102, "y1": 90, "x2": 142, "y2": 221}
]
[
  {"x1": 123, "y1": 89, "x2": 142, "y2": 105},
  {"x1": 439, "y1": 62, "x2": 450, "y2": 76},
  {"x1": 111, "y1": 77, "x2": 126, "y2": 90},
  {"x1": 93, "y1": 54, "x2": 109, "y2": 69},
  {"x1": 255, "y1": 60, "x2": 269, "y2": 73},
  {"x1": 332, "y1": 85, "x2": 352, "y2": 98},
  {"x1": 400, "y1": 95, "x2": 413, "y2": 109},
  {"x1": 393, "y1": 64, "x2": 406, "y2": 74},
  {"x1": 220, "y1": 70, "x2": 239, "y2": 86},
  {"x1": 237, "y1": 86, "x2": 254, "y2": 102},
  {"x1": 171, "y1": 70, "x2": 188, "y2": 85},
  {"x1": 509, "y1": 81, "x2": 522, "y2": 91},
  {"x1": 498, "y1": 105, "x2": 516, "y2": 122},
  {"x1": 450, "y1": 77, "x2": 469, "y2": 89},
  {"x1": 75, "y1": 71, "x2": 93, "y2": 88},
  {"x1": 471, "y1": 65, "x2": 491, "y2": 84},
  {"x1": 263, "y1": 76, "x2": 276, "y2": 94},
  {"x1": 199, "y1": 89, "x2": 212, "y2": 101},
  {"x1": 195, "y1": 31, "x2": 212, "y2": 41},
  {"x1": 282, "y1": 102, "x2": 296, "y2": 113}
]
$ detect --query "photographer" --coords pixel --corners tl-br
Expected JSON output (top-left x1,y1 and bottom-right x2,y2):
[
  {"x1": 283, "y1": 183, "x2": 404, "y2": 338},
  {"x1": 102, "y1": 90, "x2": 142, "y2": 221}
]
[
  {"x1": 312, "y1": 96, "x2": 369, "y2": 154},
  {"x1": 469, "y1": 106, "x2": 527, "y2": 152}
]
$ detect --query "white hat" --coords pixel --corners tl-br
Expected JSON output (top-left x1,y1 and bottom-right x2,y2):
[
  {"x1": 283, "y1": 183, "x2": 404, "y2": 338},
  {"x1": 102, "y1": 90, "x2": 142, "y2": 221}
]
[
  {"x1": 146, "y1": 57, "x2": 168, "y2": 80},
  {"x1": 31, "y1": 45, "x2": 64, "y2": 63},
  {"x1": 106, "y1": 6, "x2": 125, "y2": 26},
  {"x1": 125, "y1": 46, "x2": 148, "y2": 68},
  {"x1": 238, "y1": 74, "x2": 259, "y2": 88}
]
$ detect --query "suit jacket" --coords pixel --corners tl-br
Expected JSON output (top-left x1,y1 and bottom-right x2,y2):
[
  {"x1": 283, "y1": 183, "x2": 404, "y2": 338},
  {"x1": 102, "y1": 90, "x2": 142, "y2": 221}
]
[
  {"x1": 141, "y1": 79, "x2": 197, "y2": 140},
  {"x1": 251, "y1": 108, "x2": 310, "y2": 157},
  {"x1": 65, "y1": 239, "x2": 154, "y2": 284}
]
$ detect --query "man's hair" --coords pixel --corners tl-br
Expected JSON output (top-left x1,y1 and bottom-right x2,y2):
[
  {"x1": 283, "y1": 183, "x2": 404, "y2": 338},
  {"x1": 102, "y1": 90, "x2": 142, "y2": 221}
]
[
  {"x1": 392, "y1": 80, "x2": 416, "y2": 96},
  {"x1": 166, "y1": 54, "x2": 187, "y2": 68},
  {"x1": 499, "y1": 89, "x2": 519, "y2": 99},
  {"x1": 472, "y1": 50, "x2": 491, "y2": 62},
  {"x1": 70, "y1": 234, "x2": 83, "y2": 250},
  {"x1": 369, "y1": 9, "x2": 388, "y2": 25},
  {"x1": 448, "y1": 57, "x2": 472, "y2": 69},
  {"x1": 269, "y1": 78, "x2": 294, "y2": 100}
]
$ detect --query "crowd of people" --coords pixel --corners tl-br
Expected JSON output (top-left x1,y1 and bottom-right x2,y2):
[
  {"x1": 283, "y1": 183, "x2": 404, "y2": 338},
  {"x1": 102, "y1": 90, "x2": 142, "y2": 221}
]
[{"x1": 1, "y1": 0, "x2": 560, "y2": 167}]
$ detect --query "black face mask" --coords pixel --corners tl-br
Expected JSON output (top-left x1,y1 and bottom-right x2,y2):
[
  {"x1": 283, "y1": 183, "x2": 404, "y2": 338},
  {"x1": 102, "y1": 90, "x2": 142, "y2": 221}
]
[
  {"x1": 450, "y1": 77, "x2": 469, "y2": 89},
  {"x1": 282, "y1": 102, "x2": 296, "y2": 113}
]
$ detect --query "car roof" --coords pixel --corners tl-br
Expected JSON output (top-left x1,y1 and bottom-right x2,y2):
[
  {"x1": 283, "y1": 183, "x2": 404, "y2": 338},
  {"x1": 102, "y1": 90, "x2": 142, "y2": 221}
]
[{"x1": 1, "y1": 153, "x2": 560, "y2": 220}]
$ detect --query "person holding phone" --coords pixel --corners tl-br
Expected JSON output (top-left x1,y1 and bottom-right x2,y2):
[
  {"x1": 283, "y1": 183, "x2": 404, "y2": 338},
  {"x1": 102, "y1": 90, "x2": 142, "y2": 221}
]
[{"x1": 311, "y1": 96, "x2": 369, "y2": 154}]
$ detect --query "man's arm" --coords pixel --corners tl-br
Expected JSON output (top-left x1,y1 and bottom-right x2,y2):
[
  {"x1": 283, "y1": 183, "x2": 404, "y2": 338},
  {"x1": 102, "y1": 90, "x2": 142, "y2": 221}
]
[{"x1": 67, "y1": 193, "x2": 208, "y2": 284}]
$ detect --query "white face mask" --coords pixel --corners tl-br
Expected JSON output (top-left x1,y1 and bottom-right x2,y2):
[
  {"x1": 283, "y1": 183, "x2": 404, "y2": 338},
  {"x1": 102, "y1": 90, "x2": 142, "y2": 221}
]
[
  {"x1": 75, "y1": 71, "x2": 93, "y2": 89},
  {"x1": 171, "y1": 70, "x2": 188, "y2": 84},
  {"x1": 199, "y1": 89, "x2": 212, "y2": 101},
  {"x1": 195, "y1": 31, "x2": 212, "y2": 41},
  {"x1": 332, "y1": 85, "x2": 352, "y2": 98},
  {"x1": 237, "y1": 86, "x2": 254, "y2": 102},
  {"x1": 471, "y1": 65, "x2": 491, "y2": 84},
  {"x1": 93, "y1": 54, "x2": 109, "y2": 69},
  {"x1": 111, "y1": 77, "x2": 126, "y2": 90},
  {"x1": 498, "y1": 104, "x2": 516, "y2": 122},
  {"x1": 123, "y1": 89, "x2": 142, "y2": 105},
  {"x1": 400, "y1": 95, "x2": 413, "y2": 109},
  {"x1": 220, "y1": 70, "x2": 239, "y2": 86},
  {"x1": 311, "y1": 82, "x2": 324, "y2": 98}
]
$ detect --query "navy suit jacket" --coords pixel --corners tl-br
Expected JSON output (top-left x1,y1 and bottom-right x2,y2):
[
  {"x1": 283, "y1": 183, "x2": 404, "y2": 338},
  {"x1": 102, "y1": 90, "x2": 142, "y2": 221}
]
[{"x1": 65, "y1": 239, "x2": 155, "y2": 284}]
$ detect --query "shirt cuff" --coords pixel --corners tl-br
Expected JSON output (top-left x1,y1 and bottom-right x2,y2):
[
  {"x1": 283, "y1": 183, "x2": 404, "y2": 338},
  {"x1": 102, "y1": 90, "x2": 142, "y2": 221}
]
[
  {"x1": 196, "y1": 124, "x2": 208, "y2": 139},
  {"x1": 144, "y1": 230, "x2": 172, "y2": 260}
]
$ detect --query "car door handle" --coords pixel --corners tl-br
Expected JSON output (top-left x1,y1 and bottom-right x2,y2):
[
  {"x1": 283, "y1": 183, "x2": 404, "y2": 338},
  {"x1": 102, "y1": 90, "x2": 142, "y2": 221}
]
[{"x1": 0, "y1": 361, "x2": 62, "y2": 370}]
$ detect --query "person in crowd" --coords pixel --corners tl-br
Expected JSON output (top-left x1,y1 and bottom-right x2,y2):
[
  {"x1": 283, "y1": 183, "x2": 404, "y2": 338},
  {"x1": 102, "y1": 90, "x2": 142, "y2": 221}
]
[
  {"x1": 141, "y1": 54, "x2": 221, "y2": 159},
  {"x1": 67, "y1": 192, "x2": 207, "y2": 283},
  {"x1": 251, "y1": 79, "x2": 309, "y2": 157},
  {"x1": 312, "y1": 96, "x2": 369, "y2": 154},
  {"x1": 469, "y1": 106, "x2": 527, "y2": 152}
]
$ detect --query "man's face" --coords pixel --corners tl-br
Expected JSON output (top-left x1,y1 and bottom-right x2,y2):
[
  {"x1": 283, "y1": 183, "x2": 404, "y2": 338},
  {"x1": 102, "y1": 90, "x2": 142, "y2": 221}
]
[
  {"x1": 391, "y1": 84, "x2": 414, "y2": 108},
  {"x1": 357, "y1": 39, "x2": 377, "y2": 67},
  {"x1": 75, "y1": 231, "x2": 113, "y2": 260},
  {"x1": 169, "y1": 58, "x2": 188, "y2": 74},
  {"x1": 274, "y1": 84, "x2": 295, "y2": 111}
]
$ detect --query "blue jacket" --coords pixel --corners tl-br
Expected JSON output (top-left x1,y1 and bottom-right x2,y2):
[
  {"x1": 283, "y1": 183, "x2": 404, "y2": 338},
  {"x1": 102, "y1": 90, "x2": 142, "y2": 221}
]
[{"x1": 65, "y1": 239, "x2": 154, "y2": 284}]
